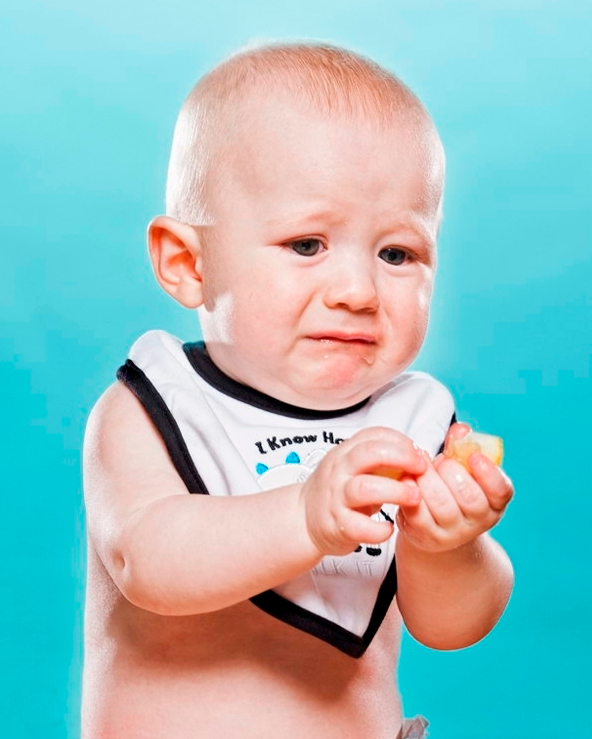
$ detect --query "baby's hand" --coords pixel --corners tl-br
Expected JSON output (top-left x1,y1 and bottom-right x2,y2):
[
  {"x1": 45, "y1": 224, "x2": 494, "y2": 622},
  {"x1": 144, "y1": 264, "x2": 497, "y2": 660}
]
[
  {"x1": 396, "y1": 423, "x2": 514, "y2": 553},
  {"x1": 300, "y1": 427, "x2": 426, "y2": 557}
]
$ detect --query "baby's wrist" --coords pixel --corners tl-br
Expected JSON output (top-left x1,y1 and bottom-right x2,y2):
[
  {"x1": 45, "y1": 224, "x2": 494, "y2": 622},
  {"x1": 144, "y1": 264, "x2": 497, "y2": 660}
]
[
  {"x1": 292, "y1": 483, "x2": 326, "y2": 563},
  {"x1": 396, "y1": 526, "x2": 484, "y2": 561}
]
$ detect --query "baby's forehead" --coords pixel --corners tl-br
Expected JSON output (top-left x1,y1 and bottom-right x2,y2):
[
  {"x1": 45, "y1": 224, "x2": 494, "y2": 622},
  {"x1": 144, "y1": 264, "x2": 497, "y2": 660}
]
[
  {"x1": 207, "y1": 87, "x2": 439, "y2": 183},
  {"x1": 228, "y1": 87, "x2": 441, "y2": 167},
  {"x1": 167, "y1": 44, "x2": 443, "y2": 224},
  {"x1": 202, "y1": 88, "x2": 443, "y2": 211},
  {"x1": 208, "y1": 98, "x2": 443, "y2": 222}
]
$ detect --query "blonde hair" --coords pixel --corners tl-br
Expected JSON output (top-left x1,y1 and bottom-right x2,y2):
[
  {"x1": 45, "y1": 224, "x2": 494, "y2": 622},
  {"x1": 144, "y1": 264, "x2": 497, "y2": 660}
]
[{"x1": 166, "y1": 42, "x2": 433, "y2": 225}]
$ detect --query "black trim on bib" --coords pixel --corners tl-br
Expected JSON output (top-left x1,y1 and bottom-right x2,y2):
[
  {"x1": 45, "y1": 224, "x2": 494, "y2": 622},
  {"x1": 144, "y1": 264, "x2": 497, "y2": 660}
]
[
  {"x1": 436, "y1": 412, "x2": 457, "y2": 455},
  {"x1": 117, "y1": 360, "x2": 209, "y2": 495},
  {"x1": 251, "y1": 553, "x2": 398, "y2": 658},
  {"x1": 183, "y1": 341, "x2": 371, "y2": 420}
]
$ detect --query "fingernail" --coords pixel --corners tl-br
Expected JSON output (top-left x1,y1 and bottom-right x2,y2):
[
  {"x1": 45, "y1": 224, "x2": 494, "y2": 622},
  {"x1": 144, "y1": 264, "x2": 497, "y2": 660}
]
[{"x1": 454, "y1": 472, "x2": 468, "y2": 492}]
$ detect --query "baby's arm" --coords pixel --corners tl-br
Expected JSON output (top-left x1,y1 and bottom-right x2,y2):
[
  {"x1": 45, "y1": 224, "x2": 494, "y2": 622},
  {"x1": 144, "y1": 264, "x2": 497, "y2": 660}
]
[
  {"x1": 395, "y1": 424, "x2": 514, "y2": 650},
  {"x1": 84, "y1": 382, "x2": 424, "y2": 616}
]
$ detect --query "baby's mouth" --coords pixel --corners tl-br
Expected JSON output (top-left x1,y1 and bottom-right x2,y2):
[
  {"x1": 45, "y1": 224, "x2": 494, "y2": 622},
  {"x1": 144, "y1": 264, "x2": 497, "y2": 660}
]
[
  {"x1": 309, "y1": 333, "x2": 378, "y2": 361},
  {"x1": 309, "y1": 333, "x2": 377, "y2": 345},
  {"x1": 306, "y1": 333, "x2": 378, "y2": 366}
]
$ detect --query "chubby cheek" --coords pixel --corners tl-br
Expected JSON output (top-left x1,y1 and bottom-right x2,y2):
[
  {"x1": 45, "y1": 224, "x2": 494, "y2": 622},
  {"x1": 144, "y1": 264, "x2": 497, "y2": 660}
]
[
  {"x1": 415, "y1": 284, "x2": 432, "y2": 333},
  {"x1": 201, "y1": 279, "x2": 295, "y2": 355},
  {"x1": 199, "y1": 252, "x2": 265, "y2": 335},
  {"x1": 392, "y1": 283, "x2": 432, "y2": 359}
]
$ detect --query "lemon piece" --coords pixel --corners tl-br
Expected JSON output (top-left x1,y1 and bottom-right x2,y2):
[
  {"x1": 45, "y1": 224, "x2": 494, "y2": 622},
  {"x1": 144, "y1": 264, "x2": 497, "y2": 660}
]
[
  {"x1": 444, "y1": 431, "x2": 503, "y2": 469},
  {"x1": 372, "y1": 465, "x2": 403, "y2": 480}
]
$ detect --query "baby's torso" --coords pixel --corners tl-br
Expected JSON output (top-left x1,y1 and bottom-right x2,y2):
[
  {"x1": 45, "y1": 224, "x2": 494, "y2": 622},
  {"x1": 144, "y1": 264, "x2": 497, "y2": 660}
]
[{"x1": 82, "y1": 544, "x2": 404, "y2": 739}]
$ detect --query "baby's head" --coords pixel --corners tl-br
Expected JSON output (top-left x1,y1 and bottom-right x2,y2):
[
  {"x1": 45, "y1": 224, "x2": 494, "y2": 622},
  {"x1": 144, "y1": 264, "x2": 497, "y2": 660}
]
[{"x1": 149, "y1": 43, "x2": 445, "y2": 410}]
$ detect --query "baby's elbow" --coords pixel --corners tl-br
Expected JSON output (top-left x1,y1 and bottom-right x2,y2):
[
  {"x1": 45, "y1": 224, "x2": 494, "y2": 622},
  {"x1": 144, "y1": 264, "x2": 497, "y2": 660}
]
[
  {"x1": 409, "y1": 626, "x2": 488, "y2": 651},
  {"x1": 406, "y1": 608, "x2": 507, "y2": 651},
  {"x1": 111, "y1": 546, "x2": 222, "y2": 617},
  {"x1": 109, "y1": 549, "x2": 156, "y2": 613},
  {"x1": 120, "y1": 564, "x2": 186, "y2": 616},
  {"x1": 107, "y1": 545, "x2": 180, "y2": 616}
]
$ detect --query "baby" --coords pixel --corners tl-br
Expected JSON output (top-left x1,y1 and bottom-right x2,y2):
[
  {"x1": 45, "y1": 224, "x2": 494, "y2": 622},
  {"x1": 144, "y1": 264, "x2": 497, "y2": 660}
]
[{"x1": 82, "y1": 43, "x2": 514, "y2": 739}]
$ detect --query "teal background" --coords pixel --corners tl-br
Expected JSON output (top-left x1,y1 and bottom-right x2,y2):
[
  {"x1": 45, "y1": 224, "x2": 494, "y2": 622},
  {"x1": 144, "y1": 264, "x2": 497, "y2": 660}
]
[{"x1": 1, "y1": 1, "x2": 590, "y2": 737}]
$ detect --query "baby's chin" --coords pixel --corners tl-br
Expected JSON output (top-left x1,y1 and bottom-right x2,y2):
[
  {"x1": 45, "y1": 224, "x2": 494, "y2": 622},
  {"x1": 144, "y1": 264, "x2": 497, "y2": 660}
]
[
  {"x1": 258, "y1": 368, "x2": 390, "y2": 411},
  {"x1": 269, "y1": 339, "x2": 414, "y2": 410},
  {"x1": 210, "y1": 343, "x2": 405, "y2": 410}
]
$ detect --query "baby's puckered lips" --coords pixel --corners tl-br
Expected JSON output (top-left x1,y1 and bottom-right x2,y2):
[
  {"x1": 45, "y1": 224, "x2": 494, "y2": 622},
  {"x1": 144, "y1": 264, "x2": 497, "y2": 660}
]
[
  {"x1": 304, "y1": 333, "x2": 379, "y2": 369},
  {"x1": 306, "y1": 332, "x2": 378, "y2": 345}
]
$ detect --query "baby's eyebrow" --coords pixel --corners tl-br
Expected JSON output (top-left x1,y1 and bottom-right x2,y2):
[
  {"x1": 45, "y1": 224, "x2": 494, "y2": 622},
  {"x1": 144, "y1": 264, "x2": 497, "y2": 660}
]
[
  {"x1": 264, "y1": 208, "x2": 345, "y2": 228},
  {"x1": 264, "y1": 210, "x2": 438, "y2": 249},
  {"x1": 373, "y1": 215, "x2": 437, "y2": 246}
]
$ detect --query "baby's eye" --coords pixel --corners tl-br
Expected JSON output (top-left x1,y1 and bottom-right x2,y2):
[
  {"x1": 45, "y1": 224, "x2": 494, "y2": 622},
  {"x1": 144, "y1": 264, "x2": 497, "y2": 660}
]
[
  {"x1": 378, "y1": 247, "x2": 409, "y2": 266},
  {"x1": 288, "y1": 238, "x2": 323, "y2": 257}
]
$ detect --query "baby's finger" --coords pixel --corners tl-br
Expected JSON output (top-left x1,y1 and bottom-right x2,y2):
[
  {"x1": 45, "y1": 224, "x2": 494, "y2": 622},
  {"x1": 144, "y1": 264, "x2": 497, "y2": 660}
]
[
  {"x1": 445, "y1": 422, "x2": 472, "y2": 443},
  {"x1": 412, "y1": 461, "x2": 460, "y2": 528},
  {"x1": 433, "y1": 423, "x2": 470, "y2": 465},
  {"x1": 344, "y1": 474, "x2": 421, "y2": 512},
  {"x1": 435, "y1": 458, "x2": 492, "y2": 519},
  {"x1": 344, "y1": 434, "x2": 426, "y2": 479},
  {"x1": 396, "y1": 497, "x2": 440, "y2": 545},
  {"x1": 338, "y1": 508, "x2": 394, "y2": 546},
  {"x1": 467, "y1": 454, "x2": 514, "y2": 512}
]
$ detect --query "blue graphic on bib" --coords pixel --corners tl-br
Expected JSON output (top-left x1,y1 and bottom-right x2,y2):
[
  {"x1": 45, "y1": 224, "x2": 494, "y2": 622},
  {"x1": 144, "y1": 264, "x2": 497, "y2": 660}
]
[{"x1": 256, "y1": 449, "x2": 326, "y2": 490}]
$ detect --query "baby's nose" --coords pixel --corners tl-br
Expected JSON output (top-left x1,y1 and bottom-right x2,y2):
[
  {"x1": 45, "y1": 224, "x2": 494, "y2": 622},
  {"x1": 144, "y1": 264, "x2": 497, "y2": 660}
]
[{"x1": 323, "y1": 258, "x2": 379, "y2": 312}]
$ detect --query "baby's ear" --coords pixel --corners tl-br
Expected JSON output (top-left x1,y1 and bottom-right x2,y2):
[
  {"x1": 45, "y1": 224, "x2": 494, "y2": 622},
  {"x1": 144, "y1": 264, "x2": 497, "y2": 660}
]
[{"x1": 147, "y1": 216, "x2": 204, "y2": 308}]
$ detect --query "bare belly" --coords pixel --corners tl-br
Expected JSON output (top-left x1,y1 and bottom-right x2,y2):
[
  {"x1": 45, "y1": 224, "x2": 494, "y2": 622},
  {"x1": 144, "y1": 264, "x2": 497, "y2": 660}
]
[{"x1": 82, "y1": 546, "x2": 403, "y2": 739}]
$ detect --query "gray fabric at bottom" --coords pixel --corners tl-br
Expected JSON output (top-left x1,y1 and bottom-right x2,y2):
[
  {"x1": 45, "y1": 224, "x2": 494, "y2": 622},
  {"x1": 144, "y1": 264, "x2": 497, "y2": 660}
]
[{"x1": 397, "y1": 715, "x2": 429, "y2": 739}]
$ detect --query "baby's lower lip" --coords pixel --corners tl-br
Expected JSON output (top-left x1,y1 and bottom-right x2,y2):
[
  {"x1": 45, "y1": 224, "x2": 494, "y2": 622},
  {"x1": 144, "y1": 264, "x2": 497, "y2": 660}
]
[{"x1": 309, "y1": 335, "x2": 376, "y2": 344}]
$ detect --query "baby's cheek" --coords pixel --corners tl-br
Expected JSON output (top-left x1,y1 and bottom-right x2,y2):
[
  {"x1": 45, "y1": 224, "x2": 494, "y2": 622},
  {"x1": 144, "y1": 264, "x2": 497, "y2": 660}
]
[{"x1": 417, "y1": 282, "x2": 432, "y2": 312}]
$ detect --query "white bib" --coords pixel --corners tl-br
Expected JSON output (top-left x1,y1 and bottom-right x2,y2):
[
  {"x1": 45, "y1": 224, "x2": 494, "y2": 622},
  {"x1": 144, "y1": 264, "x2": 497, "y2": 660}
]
[{"x1": 118, "y1": 330, "x2": 455, "y2": 657}]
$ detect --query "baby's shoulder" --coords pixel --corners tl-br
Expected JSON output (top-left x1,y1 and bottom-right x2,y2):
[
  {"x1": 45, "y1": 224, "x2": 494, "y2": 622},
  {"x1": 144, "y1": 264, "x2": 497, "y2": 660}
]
[
  {"x1": 85, "y1": 330, "x2": 185, "y2": 464},
  {"x1": 85, "y1": 380, "x2": 153, "y2": 459}
]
